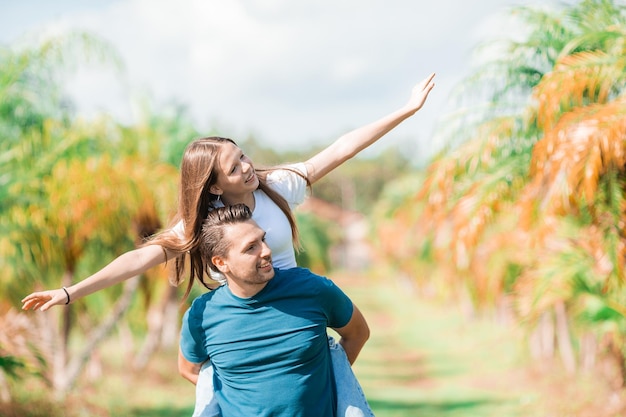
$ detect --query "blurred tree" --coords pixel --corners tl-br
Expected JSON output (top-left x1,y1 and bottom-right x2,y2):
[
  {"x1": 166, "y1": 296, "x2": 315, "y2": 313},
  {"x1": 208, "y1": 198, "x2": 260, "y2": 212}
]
[
  {"x1": 113, "y1": 100, "x2": 200, "y2": 370},
  {"x1": 0, "y1": 32, "x2": 183, "y2": 398},
  {"x1": 4, "y1": 156, "x2": 143, "y2": 395},
  {"x1": 0, "y1": 32, "x2": 122, "y2": 396},
  {"x1": 374, "y1": 0, "x2": 626, "y2": 376},
  {"x1": 295, "y1": 211, "x2": 337, "y2": 273},
  {"x1": 0, "y1": 31, "x2": 121, "y2": 215},
  {"x1": 312, "y1": 146, "x2": 413, "y2": 214}
]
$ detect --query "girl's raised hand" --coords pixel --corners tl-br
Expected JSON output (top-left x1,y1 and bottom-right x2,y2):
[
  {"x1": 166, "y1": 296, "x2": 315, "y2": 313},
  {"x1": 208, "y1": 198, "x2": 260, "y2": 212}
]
[{"x1": 405, "y1": 72, "x2": 435, "y2": 114}]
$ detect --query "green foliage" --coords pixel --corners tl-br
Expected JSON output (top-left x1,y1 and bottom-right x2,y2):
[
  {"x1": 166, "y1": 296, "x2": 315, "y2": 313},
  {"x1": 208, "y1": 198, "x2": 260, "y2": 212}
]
[
  {"x1": 117, "y1": 101, "x2": 202, "y2": 168},
  {"x1": 0, "y1": 33, "x2": 123, "y2": 308},
  {"x1": 315, "y1": 146, "x2": 414, "y2": 214},
  {"x1": 0, "y1": 354, "x2": 25, "y2": 379},
  {"x1": 295, "y1": 212, "x2": 338, "y2": 273},
  {"x1": 374, "y1": 171, "x2": 427, "y2": 219},
  {"x1": 0, "y1": 31, "x2": 121, "y2": 138}
]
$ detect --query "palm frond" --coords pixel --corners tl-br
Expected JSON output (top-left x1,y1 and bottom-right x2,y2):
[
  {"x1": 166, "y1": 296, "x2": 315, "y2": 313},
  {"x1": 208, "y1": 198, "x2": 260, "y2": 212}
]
[
  {"x1": 566, "y1": 0, "x2": 626, "y2": 40},
  {"x1": 535, "y1": 50, "x2": 626, "y2": 129},
  {"x1": 526, "y1": 98, "x2": 626, "y2": 216}
]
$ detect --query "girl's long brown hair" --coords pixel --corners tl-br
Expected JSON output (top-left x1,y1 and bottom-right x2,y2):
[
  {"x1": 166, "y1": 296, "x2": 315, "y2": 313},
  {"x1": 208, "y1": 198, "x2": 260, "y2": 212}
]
[{"x1": 145, "y1": 137, "x2": 304, "y2": 300}]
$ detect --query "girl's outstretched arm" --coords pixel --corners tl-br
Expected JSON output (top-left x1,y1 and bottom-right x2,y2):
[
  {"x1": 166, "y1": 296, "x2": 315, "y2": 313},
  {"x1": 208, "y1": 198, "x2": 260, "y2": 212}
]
[
  {"x1": 304, "y1": 72, "x2": 435, "y2": 185},
  {"x1": 21, "y1": 244, "x2": 179, "y2": 311}
]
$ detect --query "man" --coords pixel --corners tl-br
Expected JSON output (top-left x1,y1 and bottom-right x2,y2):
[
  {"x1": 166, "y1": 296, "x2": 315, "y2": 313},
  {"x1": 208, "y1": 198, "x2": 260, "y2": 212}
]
[{"x1": 178, "y1": 204, "x2": 370, "y2": 417}]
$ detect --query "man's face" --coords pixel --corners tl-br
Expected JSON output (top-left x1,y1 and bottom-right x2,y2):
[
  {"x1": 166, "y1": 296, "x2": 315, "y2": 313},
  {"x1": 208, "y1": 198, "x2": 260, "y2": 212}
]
[{"x1": 213, "y1": 220, "x2": 275, "y2": 294}]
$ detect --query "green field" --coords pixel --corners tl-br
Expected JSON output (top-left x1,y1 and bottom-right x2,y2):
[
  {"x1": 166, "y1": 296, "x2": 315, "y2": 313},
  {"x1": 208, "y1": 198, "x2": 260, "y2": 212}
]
[
  {"x1": 345, "y1": 274, "x2": 535, "y2": 417},
  {"x1": 342, "y1": 272, "x2": 624, "y2": 417}
]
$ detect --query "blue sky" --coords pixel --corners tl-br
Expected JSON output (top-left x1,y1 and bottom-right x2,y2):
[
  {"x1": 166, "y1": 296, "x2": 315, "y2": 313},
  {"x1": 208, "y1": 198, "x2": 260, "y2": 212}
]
[{"x1": 1, "y1": 0, "x2": 566, "y2": 162}]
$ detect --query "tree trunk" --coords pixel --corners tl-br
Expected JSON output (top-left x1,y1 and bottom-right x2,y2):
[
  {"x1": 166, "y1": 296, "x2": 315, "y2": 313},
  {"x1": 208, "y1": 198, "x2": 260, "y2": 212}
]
[
  {"x1": 540, "y1": 311, "x2": 555, "y2": 359},
  {"x1": 53, "y1": 275, "x2": 141, "y2": 398},
  {"x1": 160, "y1": 286, "x2": 180, "y2": 349},
  {"x1": 580, "y1": 331, "x2": 597, "y2": 371},
  {"x1": 529, "y1": 310, "x2": 555, "y2": 360},
  {"x1": 0, "y1": 371, "x2": 10, "y2": 403},
  {"x1": 554, "y1": 301, "x2": 576, "y2": 374},
  {"x1": 606, "y1": 334, "x2": 626, "y2": 387},
  {"x1": 50, "y1": 270, "x2": 74, "y2": 399},
  {"x1": 133, "y1": 284, "x2": 179, "y2": 369}
]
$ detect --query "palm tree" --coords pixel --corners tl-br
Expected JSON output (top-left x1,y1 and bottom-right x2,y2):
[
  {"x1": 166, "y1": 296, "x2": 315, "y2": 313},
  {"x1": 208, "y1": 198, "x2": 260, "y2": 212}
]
[
  {"x1": 2, "y1": 132, "x2": 180, "y2": 397},
  {"x1": 0, "y1": 32, "x2": 121, "y2": 394},
  {"x1": 375, "y1": 0, "x2": 626, "y2": 375},
  {"x1": 5, "y1": 156, "x2": 141, "y2": 392},
  {"x1": 112, "y1": 101, "x2": 200, "y2": 370},
  {"x1": 0, "y1": 32, "x2": 183, "y2": 397}
]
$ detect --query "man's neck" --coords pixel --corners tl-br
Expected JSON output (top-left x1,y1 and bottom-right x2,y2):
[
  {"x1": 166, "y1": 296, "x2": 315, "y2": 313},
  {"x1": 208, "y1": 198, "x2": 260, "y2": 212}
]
[{"x1": 226, "y1": 279, "x2": 268, "y2": 299}]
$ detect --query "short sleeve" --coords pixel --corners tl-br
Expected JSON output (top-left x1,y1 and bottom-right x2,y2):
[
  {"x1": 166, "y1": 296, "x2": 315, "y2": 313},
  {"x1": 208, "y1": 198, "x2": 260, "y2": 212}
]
[
  {"x1": 265, "y1": 163, "x2": 308, "y2": 209},
  {"x1": 179, "y1": 299, "x2": 210, "y2": 364},
  {"x1": 316, "y1": 276, "x2": 354, "y2": 329}
]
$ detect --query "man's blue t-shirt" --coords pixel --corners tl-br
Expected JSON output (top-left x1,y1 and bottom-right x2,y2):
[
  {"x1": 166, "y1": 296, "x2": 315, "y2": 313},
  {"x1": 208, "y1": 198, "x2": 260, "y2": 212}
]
[{"x1": 179, "y1": 267, "x2": 354, "y2": 417}]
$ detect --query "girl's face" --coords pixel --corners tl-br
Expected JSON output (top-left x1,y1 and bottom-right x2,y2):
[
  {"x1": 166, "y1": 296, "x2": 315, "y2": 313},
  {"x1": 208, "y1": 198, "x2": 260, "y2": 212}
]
[{"x1": 211, "y1": 142, "x2": 259, "y2": 199}]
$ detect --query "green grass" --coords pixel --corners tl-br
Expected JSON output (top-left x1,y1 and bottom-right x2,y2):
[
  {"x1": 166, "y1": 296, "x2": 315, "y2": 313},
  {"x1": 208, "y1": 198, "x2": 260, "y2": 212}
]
[
  {"x1": 338, "y1": 271, "x2": 626, "y2": 417},
  {"x1": 338, "y1": 274, "x2": 536, "y2": 417}
]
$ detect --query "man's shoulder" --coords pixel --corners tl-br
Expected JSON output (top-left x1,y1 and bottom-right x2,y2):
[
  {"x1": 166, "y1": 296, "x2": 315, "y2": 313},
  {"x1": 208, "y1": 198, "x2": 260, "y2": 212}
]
[
  {"x1": 276, "y1": 266, "x2": 320, "y2": 280},
  {"x1": 189, "y1": 287, "x2": 223, "y2": 310},
  {"x1": 274, "y1": 267, "x2": 335, "y2": 292}
]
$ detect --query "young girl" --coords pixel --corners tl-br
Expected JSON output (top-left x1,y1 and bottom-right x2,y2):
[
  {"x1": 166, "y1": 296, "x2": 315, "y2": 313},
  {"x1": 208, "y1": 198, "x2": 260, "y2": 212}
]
[{"x1": 22, "y1": 72, "x2": 435, "y2": 416}]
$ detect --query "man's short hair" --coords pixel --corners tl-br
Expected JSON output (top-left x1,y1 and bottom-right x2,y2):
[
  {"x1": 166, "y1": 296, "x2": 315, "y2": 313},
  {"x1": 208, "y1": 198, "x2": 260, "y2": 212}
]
[{"x1": 200, "y1": 204, "x2": 253, "y2": 273}]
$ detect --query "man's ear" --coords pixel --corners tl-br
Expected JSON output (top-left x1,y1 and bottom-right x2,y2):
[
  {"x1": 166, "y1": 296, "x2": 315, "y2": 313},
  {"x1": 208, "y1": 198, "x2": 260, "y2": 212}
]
[
  {"x1": 209, "y1": 185, "x2": 222, "y2": 195},
  {"x1": 212, "y1": 255, "x2": 229, "y2": 274}
]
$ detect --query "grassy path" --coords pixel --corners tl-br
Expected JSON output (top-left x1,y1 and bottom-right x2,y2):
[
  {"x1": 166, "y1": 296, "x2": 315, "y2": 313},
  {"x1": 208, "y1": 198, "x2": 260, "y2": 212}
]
[{"x1": 332, "y1": 271, "x2": 541, "y2": 417}]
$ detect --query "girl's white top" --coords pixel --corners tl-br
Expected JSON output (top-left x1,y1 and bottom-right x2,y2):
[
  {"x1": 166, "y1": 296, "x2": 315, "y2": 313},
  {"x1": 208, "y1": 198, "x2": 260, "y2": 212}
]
[{"x1": 174, "y1": 163, "x2": 308, "y2": 271}]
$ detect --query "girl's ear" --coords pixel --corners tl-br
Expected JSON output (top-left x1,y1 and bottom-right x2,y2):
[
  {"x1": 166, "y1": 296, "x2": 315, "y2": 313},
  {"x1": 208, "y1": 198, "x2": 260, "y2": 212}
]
[{"x1": 210, "y1": 185, "x2": 222, "y2": 195}]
